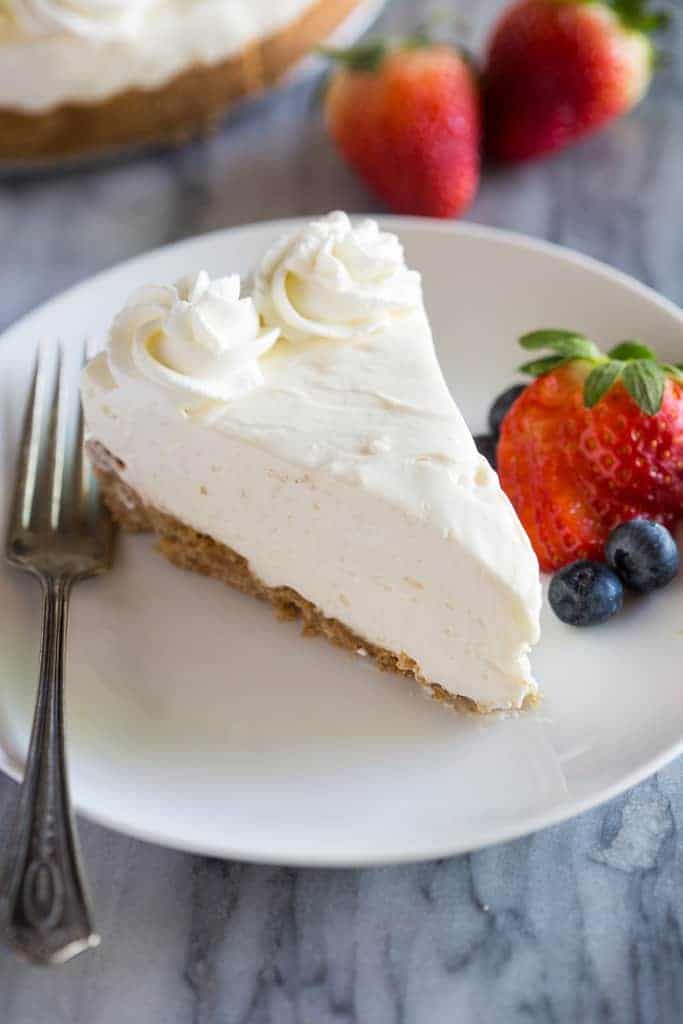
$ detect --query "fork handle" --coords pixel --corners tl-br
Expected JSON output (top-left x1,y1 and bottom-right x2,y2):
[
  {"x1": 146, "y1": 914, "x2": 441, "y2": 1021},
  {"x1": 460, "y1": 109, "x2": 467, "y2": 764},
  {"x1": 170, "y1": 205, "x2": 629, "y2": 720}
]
[{"x1": 1, "y1": 575, "x2": 99, "y2": 965}]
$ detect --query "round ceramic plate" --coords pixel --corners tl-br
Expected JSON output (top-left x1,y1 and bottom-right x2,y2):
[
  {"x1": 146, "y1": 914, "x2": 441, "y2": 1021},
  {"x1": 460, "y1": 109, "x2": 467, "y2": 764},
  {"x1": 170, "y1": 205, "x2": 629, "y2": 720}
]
[{"x1": 0, "y1": 218, "x2": 681, "y2": 866}]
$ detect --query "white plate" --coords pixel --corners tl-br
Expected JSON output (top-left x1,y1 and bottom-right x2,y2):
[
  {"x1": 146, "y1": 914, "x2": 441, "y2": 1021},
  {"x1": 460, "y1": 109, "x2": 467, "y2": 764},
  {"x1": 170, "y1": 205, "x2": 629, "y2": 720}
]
[{"x1": 1, "y1": 218, "x2": 682, "y2": 866}]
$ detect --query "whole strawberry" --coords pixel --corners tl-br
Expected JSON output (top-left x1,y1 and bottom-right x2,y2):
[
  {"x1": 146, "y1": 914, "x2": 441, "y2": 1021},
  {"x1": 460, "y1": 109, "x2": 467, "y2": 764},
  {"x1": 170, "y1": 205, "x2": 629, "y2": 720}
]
[
  {"x1": 484, "y1": 0, "x2": 669, "y2": 162},
  {"x1": 497, "y1": 332, "x2": 683, "y2": 572},
  {"x1": 324, "y1": 40, "x2": 480, "y2": 217}
]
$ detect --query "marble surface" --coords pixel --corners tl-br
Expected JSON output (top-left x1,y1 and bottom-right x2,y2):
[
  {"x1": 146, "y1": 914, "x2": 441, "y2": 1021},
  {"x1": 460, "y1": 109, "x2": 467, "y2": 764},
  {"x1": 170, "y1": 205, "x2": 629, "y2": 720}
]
[{"x1": 1, "y1": 0, "x2": 682, "y2": 1020}]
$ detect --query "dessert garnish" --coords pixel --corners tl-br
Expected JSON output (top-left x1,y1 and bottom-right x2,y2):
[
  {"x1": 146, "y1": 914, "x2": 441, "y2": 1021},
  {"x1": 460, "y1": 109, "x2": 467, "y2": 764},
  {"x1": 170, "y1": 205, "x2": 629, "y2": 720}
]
[
  {"x1": 548, "y1": 559, "x2": 624, "y2": 627},
  {"x1": 482, "y1": 329, "x2": 681, "y2": 626},
  {"x1": 497, "y1": 330, "x2": 683, "y2": 573}
]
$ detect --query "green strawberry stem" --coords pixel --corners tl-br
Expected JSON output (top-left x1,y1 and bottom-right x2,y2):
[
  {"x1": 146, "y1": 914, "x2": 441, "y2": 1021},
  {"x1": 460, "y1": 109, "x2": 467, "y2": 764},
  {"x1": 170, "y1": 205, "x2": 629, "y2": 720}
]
[
  {"x1": 320, "y1": 16, "x2": 471, "y2": 73},
  {"x1": 604, "y1": 0, "x2": 670, "y2": 34},
  {"x1": 320, "y1": 41, "x2": 389, "y2": 72},
  {"x1": 518, "y1": 329, "x2": 683, "y2": 415}
]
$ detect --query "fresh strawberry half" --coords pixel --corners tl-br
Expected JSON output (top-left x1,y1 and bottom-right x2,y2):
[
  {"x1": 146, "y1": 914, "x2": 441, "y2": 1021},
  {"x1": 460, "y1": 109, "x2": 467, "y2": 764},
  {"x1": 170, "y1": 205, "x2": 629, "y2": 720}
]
[
  {"x1": 497, "y1": 331, "x2": 683, "y2": 572},
  {"x1": 323, "y1": 39, "x2": 480, "y2": 217},
  {"x1": 484, "y1": 0, "x2": 669, "y2": 163}
]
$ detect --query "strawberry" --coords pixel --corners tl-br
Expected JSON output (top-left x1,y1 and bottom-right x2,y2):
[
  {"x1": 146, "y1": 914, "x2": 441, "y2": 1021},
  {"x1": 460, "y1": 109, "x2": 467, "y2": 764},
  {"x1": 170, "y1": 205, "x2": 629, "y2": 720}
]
[
  {"x1": 497, "y1": 332, "x2": 683, "y2": 572},
  {"x1": 323, "y1": 40, "x2": 480, "y2": 217},
  {"x1": 484, "y1": 0, "x2": 669, "y2": 163}
]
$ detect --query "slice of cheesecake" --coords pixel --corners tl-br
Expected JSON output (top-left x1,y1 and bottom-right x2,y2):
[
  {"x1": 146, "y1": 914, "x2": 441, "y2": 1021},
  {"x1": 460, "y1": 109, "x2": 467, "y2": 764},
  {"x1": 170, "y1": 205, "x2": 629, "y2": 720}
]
[{"x1": 81, "y1": 212, "x2": 541, "y2": 712}]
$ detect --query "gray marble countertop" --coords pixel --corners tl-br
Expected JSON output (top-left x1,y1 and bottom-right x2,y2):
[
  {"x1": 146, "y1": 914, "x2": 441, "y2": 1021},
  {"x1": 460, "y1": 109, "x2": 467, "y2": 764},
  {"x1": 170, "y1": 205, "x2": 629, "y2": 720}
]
[{"x1": 1, "y1": 1, "x2": 682, "y2": 1020}]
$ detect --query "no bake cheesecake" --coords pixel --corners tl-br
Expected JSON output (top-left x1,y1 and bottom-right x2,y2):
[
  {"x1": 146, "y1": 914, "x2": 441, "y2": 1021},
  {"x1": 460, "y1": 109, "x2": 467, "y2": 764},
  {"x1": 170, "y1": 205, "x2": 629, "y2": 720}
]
[
  {"x1": 81, "y1": 212, "x2": 542, "y2": 712},
  {"x1": 0, "y1": 0, "x2": 361, "y2": 161}
]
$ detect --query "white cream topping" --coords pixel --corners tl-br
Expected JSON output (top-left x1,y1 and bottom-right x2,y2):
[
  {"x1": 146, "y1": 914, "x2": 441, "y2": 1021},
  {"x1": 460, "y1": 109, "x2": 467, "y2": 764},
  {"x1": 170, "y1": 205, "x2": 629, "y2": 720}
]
[
  {"x1": 0, "y1": 0, "x2": 318, "y2": 112},
  {"x1": 12, "y1": 0, "x2": 152, "y2": 39},
  {"x1": 254, "y1": 211, "x2": 422, "y2": 344},
  {"x1": 108, "y1": 270, "x2": 279, "y2": 410},
  {"x1": 82, "y1": 214, "x2": 542, "y2": 711}
]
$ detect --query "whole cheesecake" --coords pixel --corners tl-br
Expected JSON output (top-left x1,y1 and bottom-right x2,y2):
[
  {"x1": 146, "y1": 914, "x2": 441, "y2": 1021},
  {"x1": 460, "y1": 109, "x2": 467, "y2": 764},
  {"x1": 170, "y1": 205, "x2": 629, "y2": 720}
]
[
  {"x1": 0, "y1": 0, "x2": 362, "y2": 162},
  {"x1": 81, "y1": 212, "x2": 542, "y2": 713}
]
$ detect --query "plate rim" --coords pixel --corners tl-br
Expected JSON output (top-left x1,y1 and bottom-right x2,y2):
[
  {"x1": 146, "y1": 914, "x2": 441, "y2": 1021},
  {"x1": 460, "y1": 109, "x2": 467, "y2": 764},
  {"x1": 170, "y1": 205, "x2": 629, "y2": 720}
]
[
  {"x1": 2, "y1": 214, "x2": 681, "y2": 344},
  {"x1": 2, "y1": 737, "x2": 683, "y2": 866},
  {"x1": 1, "y1": 215, "x2": 681, "y2": 866}
]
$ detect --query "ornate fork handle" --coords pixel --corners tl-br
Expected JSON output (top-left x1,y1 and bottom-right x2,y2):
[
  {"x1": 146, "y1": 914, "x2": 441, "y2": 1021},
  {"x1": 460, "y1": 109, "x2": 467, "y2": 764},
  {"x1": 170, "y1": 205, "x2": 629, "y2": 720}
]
[{"x1": 1, "y1": 574, "x2": 99, "y2": 965}]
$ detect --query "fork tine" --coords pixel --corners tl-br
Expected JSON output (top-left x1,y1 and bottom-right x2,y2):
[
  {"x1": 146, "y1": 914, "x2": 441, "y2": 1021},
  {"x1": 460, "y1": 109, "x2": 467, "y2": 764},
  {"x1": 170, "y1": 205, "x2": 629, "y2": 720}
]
[
  {"x1": 6, "y1": 336, "x2": 116, "y2": 580},
  {"x1": 73, "y1": 339, "x2": 92, "y2": 522},
  {"x1": 46, "y1": 343, "x2": 67, "y2": 529},
  {"x1": 75, "y1": 340, "x2": 115, "y2": 558},
  {"x1": 7, "y1": 341, "x2": 47, "y2": 539}
]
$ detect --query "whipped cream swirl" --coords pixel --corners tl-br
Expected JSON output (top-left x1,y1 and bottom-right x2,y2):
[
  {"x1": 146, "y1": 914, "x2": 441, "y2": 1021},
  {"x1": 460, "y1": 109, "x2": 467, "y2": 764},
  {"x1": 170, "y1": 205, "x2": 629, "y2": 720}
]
[
  {"x1": 108, "y1": 271, "x2": 279, "y2": 408},
  {"x1": 254, "y1": 211, "x2": 422, "y2": 344},
  {"x1": 12, "y1": 0, "x2": 152, "y2": 38}
]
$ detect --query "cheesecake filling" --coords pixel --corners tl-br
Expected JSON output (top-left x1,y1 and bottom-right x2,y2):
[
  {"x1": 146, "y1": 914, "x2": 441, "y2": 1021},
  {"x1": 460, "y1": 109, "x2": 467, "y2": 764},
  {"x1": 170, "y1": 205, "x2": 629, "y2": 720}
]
[
  {"x1": 11, "y1": 1, "x2": 154, "y2": 39},
  {"x1": 82, "y1": 212, "x2": 542, "y2": 711}
]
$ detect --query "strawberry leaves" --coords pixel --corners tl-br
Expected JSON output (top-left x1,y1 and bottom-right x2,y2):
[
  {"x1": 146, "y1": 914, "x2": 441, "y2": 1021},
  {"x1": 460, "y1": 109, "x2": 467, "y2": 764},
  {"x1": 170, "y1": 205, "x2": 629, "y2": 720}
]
[
  {"x1": 585, "y1": 340, "x2": 666, "y2": 412},
  {"x1": 517, "y1": 329, "x2": 681, "y2": 415},
  {"x1": 584, "y1": 358, "x2": 666, "y2": 414},
  {"x1": 622, "y1": 359, "x2": 666, "y2": 415},
  {"x1": 584, "y1": 361, "x2": 624, "y2": 407},
  {"x1": 519, "y1": 330, "x2": 602, "y2": 359},
  {"x1": 518, "y1": 330, "x2": 602, "y2": 376},
  {"x1": 607, "y1": 340, "x2": 655, "y2": 360},
  {"x1": 518, "y1": 354, "x2": 569, "y2": 376},
  {"x1": 608, "y1": 0, "x2": 670, "y2": 35},
  {"x1": 322, "y1": 41, "x2": 388, "y2": 72}
]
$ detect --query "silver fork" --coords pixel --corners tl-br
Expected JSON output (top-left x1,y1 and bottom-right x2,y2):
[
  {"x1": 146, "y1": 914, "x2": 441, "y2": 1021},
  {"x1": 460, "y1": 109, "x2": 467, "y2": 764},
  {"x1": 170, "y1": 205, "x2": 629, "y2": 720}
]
[{"x1": 2, "y1": 339, "x2": 115, "y2": 965}]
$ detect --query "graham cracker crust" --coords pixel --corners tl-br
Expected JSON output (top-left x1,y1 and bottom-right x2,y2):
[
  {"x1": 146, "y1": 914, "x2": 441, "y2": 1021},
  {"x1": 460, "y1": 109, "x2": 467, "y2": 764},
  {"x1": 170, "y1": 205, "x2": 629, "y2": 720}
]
[
  {"x1": 0, "y1": 0, "x2": 360, "y2": 162},
  {"x1": 87, "y1": 441, "x2": 487, "y2": 714}
]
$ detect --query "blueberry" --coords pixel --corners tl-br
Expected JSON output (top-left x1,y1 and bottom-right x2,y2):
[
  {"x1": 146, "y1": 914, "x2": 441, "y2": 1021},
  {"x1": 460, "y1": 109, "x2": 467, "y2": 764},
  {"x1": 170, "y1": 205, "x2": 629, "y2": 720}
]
[
  {"x1": 474, "y1": 433, "x2": 497, "y2": 469},
  {"x1": 488, "y1": 384, "x2": 526, "y2": 436},
  {"x1": 605, "y1": 519, "x2": 679, "y2": 593},
  {"x1": 549, "y1": 560, "x2": 624, "y2": 626}
]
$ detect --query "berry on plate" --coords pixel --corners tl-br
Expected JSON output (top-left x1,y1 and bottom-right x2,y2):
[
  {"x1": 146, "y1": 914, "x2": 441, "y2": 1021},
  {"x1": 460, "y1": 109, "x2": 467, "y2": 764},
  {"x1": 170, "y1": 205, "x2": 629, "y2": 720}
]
[
  {"x1": 549, "y1": 559, "x2": 624, "y2": 625},
  {"x1": 606, "y1": 518, "x2": 679, "y2": 592},
  {"x1": 484, "y1": 0, "x2": 669, "y2": 163},
  {"x1": 474, "y1": 433, "x2": 498, "y2": 469},
  {"x1": 488, "y1": 383, "x2": 526, "y2": 436},
  {"x1": 497, "y1": 332, "x2": 683, "y2": 572},
  {"x1": 323, "y1": 39, "x2": 480, "y2": 217}
]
